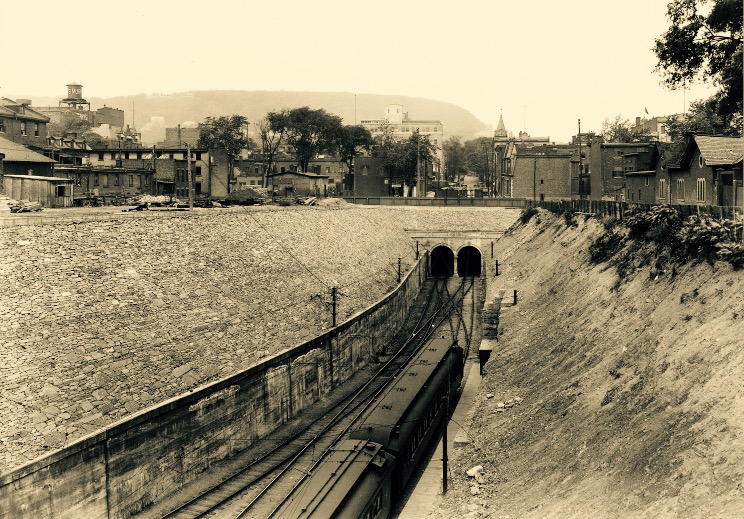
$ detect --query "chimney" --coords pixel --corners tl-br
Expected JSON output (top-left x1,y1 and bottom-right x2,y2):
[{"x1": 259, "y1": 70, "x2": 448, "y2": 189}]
[{"x1": 635, "y1": 116, "x2": 641, "y2": 127}]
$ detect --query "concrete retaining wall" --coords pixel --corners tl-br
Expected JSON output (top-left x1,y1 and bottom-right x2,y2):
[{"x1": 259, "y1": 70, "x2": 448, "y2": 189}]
[{"x1": 0, "y1": 253, "x2": 428, "y2": 519}]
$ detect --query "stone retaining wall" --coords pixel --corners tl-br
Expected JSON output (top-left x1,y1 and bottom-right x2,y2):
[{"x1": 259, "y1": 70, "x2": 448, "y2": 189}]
[{"x1": 0, "y1": 253, "x2": 427, "y2": 519}]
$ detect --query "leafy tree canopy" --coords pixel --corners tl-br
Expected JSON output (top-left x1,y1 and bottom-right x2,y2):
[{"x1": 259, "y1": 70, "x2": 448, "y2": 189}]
[
  {"x1": 197, "y1": 115, "x2": 250, "y2": 158},
  {"x1": 337, "y1": 125, "x2": 374, "y2": 173},
  {"x1": 601, "y1": 115, "x2": 654, "y2": 143},
  {"x1": 654, "y1": 0, "x2": 743, "y2": 123},
  {"x1": 443, "y1": 136, "x2": 467, "y2": 182},
  {"x1": 267, "y1": 107, "x2": 343, "y2": 173},
  {"x1": 371, "y1": 129, "x2": 437, "y2": 188}
]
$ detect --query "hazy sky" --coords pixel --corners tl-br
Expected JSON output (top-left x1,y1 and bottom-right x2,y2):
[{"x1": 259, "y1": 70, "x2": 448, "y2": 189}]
[{"x1": 1, "y1": 0, "x2": 715, "y2": 142}]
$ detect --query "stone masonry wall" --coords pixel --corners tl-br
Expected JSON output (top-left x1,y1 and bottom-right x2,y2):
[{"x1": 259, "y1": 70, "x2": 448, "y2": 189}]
[{"x1": 0, "y1": 249, "x2": 427, "y2": 519}]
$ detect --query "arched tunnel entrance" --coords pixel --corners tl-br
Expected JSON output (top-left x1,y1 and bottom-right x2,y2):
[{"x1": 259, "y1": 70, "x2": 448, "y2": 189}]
[
  {"x1": 430, "y1": 246, "x2": 455, "y2": 276},
  {"x1": 457, "y1": 246, "x2": 482, "y2": 277}
]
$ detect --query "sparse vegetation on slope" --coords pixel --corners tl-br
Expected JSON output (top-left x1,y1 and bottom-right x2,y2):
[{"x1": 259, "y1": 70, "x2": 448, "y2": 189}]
[{"x1": 438, "y1": 209, "x2": 744, "y2": 518}]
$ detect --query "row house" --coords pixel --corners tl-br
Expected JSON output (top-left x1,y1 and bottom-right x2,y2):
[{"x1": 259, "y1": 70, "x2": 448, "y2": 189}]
[
  {"x1": 233, "y1": 153, "x2": 348, "y2": 195},
  {"x1": 54, "y1": 165, "x2": 154, "y2": 204},
  {"x1": 0, "y1": 98, "x2": 50, "y2": 151},
  {"x1": 587, "y1": 140, "x2": 659, "y2": 202},
  {"x1": 667, "y1": 135, "x2": 743, "y2": 208}
]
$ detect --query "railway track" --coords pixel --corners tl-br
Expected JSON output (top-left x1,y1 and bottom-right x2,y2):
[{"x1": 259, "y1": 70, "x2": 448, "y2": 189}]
[{"x1": 155, "y1": 276, "x2": 476, "y2": 519}]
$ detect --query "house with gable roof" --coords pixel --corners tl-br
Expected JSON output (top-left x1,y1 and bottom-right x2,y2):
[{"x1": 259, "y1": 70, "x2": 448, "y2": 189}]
[{"x1": 667, "y1": 134, "x2": 743, "y2": 208}]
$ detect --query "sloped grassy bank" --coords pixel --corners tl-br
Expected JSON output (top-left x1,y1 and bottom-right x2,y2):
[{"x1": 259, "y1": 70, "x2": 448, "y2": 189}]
[{"x1": 437, "y1": 207, "x2": 744, "y2": 518}]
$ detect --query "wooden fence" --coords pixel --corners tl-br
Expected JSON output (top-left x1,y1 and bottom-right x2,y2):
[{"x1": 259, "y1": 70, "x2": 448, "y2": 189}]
[{"x1": 529, "y1": 199, "x2": 742, "y2": 221}]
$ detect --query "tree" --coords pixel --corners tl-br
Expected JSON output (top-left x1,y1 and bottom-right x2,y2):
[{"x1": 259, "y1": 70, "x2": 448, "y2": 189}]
[
  {"x1": 197, "y1": 115, "x2": 250, "y2": 157},
  {"x1": 371, "y1": 129, "x2": 437, "y2": 195},
  {"x1": 601, "y1": 115, "x2": 654, "y2": 143},
  {"x1": 197, "y1": 115, "x2": 251, "y2": 193},
  {"x1": 257, "y1": 115, "x2": 288, "y2": 188},
  {"x1": 443, "y1": 136, "x2": 467, "y2": 182},
  {"x1": 462, "y1": 137, "x2": 493, "y2": 182},
  {"x1": 654, "y1": 0, "x2": 743, "y2": 124},
  {"x1": 337, "y1": 125, "x2": 374, "y2": 175},
  {"x1": 268, "y1": 107, "x2": 343, "y2": 173},
  {"x1": 48, "y1": 114, "x2": 107, "y2": 148}
]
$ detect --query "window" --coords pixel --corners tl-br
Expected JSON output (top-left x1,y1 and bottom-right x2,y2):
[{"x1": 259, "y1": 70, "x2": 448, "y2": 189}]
[
  {"x1": 125, "y1": 152, "x2": 130, "y2": 160},
  {"x1": 195, "y1": 152, "x2": 202, "y2": 160},
  {"x1": 195, "y1": 166, "x2": 202, "y2": 176},
  {"x1": 658, "y1": 179, "x2": 666, "y2": 199},
  {"x1": 676, "y1": 179, "x2": 685, "y2": 201},
  {"x1": 98, "y1": 152, "x2": 104, "y2": 161},
  {"x1": 93, "y1": 173, "x2": 100, "y2": 186},
  {"x1": 114, "y1": 174, "x2": 120, "y2": 186},
  {"x1": 0, "y1": 118, "x2": 5, "y2": 132},
  {"x1": 128, "y1": 175, "x2": 134, "y2": 187},
  {"x1": 103, "y1": 174, "x2": 109, "y2": 188},
  {"x1": 697, "y1": 178, "x2": 706, "y2": 202},
  {"x1": 34, "y1": 123, "x2": 39, "y2": 137},
  {"x1": 20, "y1": 121, "x2": 27, "y2": 136},
  {"x1": 111, "y1": 152, "x2": 116, "y2": 160},
  {"x1": 644, "y1": 176, "x2": 650, "y2": 187},
  {"x1": 56, "y1": 185, "x2": 67, "y2": 197},
  {"x1": 138, "y1": 175, "x2": 142, "y2": 187},
  {"x1": 195, "y1": 182, "x2": 202, "y2": 194},
  {"x1": 144, "y1": 176, "x2": 150, "y2": 187}
]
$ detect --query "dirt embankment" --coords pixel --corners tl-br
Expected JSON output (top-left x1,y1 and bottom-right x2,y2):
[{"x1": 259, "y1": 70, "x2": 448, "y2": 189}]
[{"x1": 443, "y1": 210, "x2": 744, "y2": 518}]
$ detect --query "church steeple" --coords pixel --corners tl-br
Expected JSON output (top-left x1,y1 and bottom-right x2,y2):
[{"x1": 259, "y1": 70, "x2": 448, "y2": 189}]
[{"x1": 495, "y1": 111, "x2": 508, "y2": 138}]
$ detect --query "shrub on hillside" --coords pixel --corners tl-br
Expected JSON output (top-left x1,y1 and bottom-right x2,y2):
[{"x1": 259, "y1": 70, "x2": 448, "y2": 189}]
[
  {"x1": 677, "y1": 216, "x2": 743, "y2": 267},
  {"x1": 624, "y1": 205, "x2": 682, "y2": 247},
  {"x1": 519, "y1": 207, "x2": 539, "y2": 224},
  {"x1": 589, "y1": 228, "x2": 625, "y2": 264}
]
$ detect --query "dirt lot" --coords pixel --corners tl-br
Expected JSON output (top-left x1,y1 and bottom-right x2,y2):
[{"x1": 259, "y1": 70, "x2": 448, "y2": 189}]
[{"x1": 436, "y1": 210, "x2": 744, "y2": 518}]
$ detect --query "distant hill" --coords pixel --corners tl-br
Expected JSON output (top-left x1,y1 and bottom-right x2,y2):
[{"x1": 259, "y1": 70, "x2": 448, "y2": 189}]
[{"x1": 24, "y1": 91, "x2": 490, "y2": 145}]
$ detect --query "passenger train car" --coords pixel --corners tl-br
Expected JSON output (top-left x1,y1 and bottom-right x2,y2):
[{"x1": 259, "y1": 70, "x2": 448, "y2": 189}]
[{"x1": 270, "y1": 336, "x2": 464, "y2": 519}]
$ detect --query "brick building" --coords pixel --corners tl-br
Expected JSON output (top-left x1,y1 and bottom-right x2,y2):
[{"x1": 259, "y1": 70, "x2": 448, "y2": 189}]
[
  {"x1": 511, "y1": 144, "x2": 574, "y2": 201},
  {"x1": 0, "y1": 98, "x2": 50, "y2": 151},
  {"x1": 668, "y1": 135, "x2": 743, "y2": 207},
  {"x1": 587, "y1": 140, "x2": 659, "y2": 201}
]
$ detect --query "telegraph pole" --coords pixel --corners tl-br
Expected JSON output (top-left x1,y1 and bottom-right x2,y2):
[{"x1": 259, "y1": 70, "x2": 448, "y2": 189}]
[
  {"x1": 578, "y1": 119, "x2": 584, "y2": 200},
  {"x1": 187, "y1": 143, "x2": 193, "y2": 210},
  {"x1": 416, "y1": 128, "x2": 421, "y2": 197}
]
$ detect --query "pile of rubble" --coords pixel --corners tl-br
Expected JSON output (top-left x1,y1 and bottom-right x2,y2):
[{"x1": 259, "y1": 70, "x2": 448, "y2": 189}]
[{"x1": 7, "y1": 199, "x2": 42, "y2": 213}]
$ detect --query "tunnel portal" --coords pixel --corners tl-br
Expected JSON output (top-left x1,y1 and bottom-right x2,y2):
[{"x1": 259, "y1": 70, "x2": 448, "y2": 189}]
[
  {"x1": 430, "y1": 246, "x2": 455, "y2": 276},
  {"x1": 457, "y1": 246, "x2": 482, "y2": 277}
]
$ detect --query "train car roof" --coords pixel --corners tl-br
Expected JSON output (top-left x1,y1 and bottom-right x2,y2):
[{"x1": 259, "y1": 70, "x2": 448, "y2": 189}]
[
  {"x1": 270, "y1": 439, "x2": 393, "y2": 519},
  {"x1": 351, "y1": 336, "x2": 456, "y2": 449}
]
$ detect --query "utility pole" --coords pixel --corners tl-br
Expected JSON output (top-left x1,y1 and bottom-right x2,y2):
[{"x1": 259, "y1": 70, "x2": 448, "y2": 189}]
[
  {"x1": 442, "y1": 389, "x2": 449, "y2": 495},
  {"x1": 331, "y1": 287, "x2": 337, "y2": 327},
  {"x1": 187, "y1": 143, "x2": 193, "y2": 210},
  {"x1": 578, "y1": 119, "x2": 584, "y2": 201},
  {"x1": 533, "y1": 156, "x2": 537, "y2": 202},
  {"x1": 416, "y1": 129, "x2": 421, "y2": 197}
]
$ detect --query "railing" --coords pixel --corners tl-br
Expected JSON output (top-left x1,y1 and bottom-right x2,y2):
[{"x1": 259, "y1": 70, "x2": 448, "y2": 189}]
[
  {"x1": 342, "y1": 196, "x2": 527, "y2": 208},
  {"x1": 528, "y1": 199, "x2": 743, "y2": 220}
]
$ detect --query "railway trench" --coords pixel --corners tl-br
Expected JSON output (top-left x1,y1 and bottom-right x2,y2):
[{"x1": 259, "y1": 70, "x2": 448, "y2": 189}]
[{"x1": 136, "y1": 272, "x2": 482, "y2": 519}]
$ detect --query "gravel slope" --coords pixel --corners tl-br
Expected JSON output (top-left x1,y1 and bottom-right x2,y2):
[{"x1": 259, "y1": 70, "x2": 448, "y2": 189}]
[{"x1": 437, "y1": 210, "x2": 744, "y2": 518}]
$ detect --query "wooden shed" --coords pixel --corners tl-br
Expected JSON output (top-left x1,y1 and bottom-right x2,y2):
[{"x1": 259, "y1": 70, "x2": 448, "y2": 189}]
[{"x1": 2, "y1": 174, "x2": 74, "y2": 208}]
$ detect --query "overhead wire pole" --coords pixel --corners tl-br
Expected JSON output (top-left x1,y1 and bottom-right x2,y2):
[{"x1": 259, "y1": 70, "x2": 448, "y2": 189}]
[
  {"x1": 187, "y1": 143, "x2": 193, "y2": 210},
  {"x1": 416, "y1": 128, "x2": 421, "y2": 198}
]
